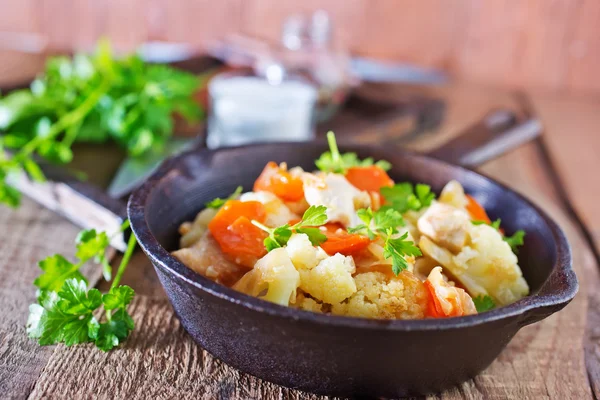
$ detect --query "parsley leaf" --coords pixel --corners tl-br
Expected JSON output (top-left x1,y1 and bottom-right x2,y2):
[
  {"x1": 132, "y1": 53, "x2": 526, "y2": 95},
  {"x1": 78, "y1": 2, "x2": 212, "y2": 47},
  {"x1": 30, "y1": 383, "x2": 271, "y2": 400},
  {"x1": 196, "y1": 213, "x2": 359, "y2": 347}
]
[
  {"x1": 253, "y1": 205, "x2": 328, "y2": 251},
  {"x1": 473, "y1": 295, "x2": 496, "y2": 313},
  {"x1": 76, "y1": 229, "x2": 111, "y2": 280},
  {"x1": 504, "y1": 230, "x2": 526, "y2": 253},
  {"x1": 315, "y1": 131, "x2": 391, "y2": 173},
  {"x1": 380, "y1": 182, "x2": 436, "y2": 213},
  {"x1": 383, "y1": 230, "x2": 422, "y2": 275},
  {"x1": 27, "y1": 221, "x2": 138, "y2": 352},
  {"x1": 471, "y1": 218, "x2": 502, "y2": 230},
  {"x1": 205, "y1": 186, "x2": 243, "y2": 209}
]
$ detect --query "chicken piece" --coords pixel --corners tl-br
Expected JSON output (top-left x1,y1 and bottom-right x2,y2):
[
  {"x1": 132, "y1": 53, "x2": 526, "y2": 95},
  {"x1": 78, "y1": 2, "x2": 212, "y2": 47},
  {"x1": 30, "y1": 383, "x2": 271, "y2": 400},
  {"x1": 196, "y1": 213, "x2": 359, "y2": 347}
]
[
  {"x1": 330, "y1": 271, "x2": 430, "y2": 319},
  {"x1": 438, "y1": 180, "x2": 468, "y2": 210},
  {"x1": 240, "y1": 190, "x2": 298, "y2": 227},
  {"x1": 233, "y1": 248, "x2": 300, "y2": 306},
  {"x1": 303, "y1": 172, "x2": 371, "y2": 227},
  {"x1": 179, "y1": 208, "x2": 218, "y2": 248},
  {"x1": 417, "y1": 202, "x2": 471, "y2": 253},
  {"x1": 172, "y1": 230, "x2": 248, "y2": 287},
  {"x1": 424, "y1": 266, "x2": 477, "y2": 317},
  {"x1": 419, "y1": 224, "x2": 529, "y2": 306}
]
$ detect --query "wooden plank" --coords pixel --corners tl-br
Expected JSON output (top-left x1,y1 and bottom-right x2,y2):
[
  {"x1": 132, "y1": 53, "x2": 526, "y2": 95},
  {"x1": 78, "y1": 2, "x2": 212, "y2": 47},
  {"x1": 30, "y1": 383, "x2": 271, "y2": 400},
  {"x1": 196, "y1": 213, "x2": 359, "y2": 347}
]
[
  {"x1": 0, "y1": 198, "x2": 104, "y2": 399},
  {"x1": 26, "y1": 88, "x2": 595, "y2": 399}
]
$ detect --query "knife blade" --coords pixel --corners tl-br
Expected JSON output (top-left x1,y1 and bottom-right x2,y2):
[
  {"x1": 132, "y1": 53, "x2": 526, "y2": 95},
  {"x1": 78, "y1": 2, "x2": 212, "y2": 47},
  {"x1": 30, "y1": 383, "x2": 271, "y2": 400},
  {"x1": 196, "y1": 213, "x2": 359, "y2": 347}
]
[{"x1": 107, "y1": 138, "x2": 198, "y2": 199}]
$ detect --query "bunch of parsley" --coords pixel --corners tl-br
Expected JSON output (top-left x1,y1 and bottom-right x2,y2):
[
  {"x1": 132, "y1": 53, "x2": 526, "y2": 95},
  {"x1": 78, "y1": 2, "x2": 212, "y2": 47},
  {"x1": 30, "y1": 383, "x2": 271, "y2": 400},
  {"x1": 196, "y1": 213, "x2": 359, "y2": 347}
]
[
  {"x1": 26, "y1": 221, "x2": 137, "y2": 351},
  {"x1": 0, "y1": 39, "x2": 204, "y2": 208},
  {"x1": 348, "y1": 207, "x2": 422, "y2": 275},
  {"x1": 315, "y1": 131, "x2": 391, "y2": 173}
]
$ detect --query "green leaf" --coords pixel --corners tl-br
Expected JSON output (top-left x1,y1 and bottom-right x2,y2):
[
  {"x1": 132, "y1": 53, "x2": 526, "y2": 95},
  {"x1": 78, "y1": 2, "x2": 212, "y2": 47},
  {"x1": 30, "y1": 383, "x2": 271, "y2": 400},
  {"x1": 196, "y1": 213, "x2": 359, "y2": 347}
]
[
  {"x1": 23, "y1": 158, "x2": 46, "y2": 182},
  {"x1": 0, "y1": 183, "x2": 21, "y2": 208},
  {"x1": 264, "y1": 237, "x2": 282, "y2": 252},
  {"x1": 471, "y1": 218, "x2": 502, "y2": 231},
  {"x1": 415, "y1": 184, "x2": 435, "y2": 208},
  {"x1": 205, "y1": 186, "x2": 243, "y2": 209},
  {"x1": 473, "y1": 295, "x2": 496, "y2": 313},
  {"x1": 295, "y1": 227, "x2": 327, "y2": 246},
  {"x1": 34, "y1": 254, "x2": 86, "y2": 292},
  {"x1": 296, "y1": 205, "x2": 328, "y2": 227},
  {"x1": 127, "y1": 127, "x2": 154, "y2": 156},
  {"x1": 383, "y1": 231, "x2": 422, "y2": 275},
  {"x1": 94, "y1": 309, "x2": 134, "y2": 352},
  {"x1": 57, "y1": 279, "x2": 102, "y2": 314},
  {"x1": 380, "y1": 182, "x2": 430, "y2": 213},
  {"x1": 315, "y1": 131, "x2": 390, "y2": 173},
  {"x1": 35, "y1": 117, "x2": 52, "y2": 138},
  {"x1": 504, "y1": 230, "x2": 525, "y2": 253},
  {"x1": 102, "y1": 285, "x2": 135, "y2": 310},
  {"x1": 75, "y1": 228, "x2": 110, "y2": 261},
  {"x1": 37, "y1": 141, "x2": 73, "y2": 164},
  {"x1": 1, "y1": 133, "x2": 30, "y2": 149}
]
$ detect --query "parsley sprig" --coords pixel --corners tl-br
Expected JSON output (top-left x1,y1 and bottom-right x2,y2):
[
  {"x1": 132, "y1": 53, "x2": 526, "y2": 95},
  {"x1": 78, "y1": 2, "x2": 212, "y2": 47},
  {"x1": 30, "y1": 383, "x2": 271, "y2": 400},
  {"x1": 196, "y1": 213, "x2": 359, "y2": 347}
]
[
  {"x1": 315, "y1": 131, "x2": 391, "y2": 173},
  {"x1": 0, "y1": 39, "x2": 205, "y2": 208},
  {"x1": 205, "y1": 186, "x2": 243, "y2": 209},
  {"x1": 380, "y1": 182, "x2": 435, "y2": 213},
  {"x1": 473, "y1": 295, "x2": 496, "y2": 313},
  {"x1": 348, "y1": 207, "x2": 421, "y2": 274},
  {"x1": 471, "y1": 218, "x2": 525, "y2": 253},
  {"x1": 252, "y1": 205, "x2": 328, "y2": 251},
  {"x1": 27, "y1": 220, "x2": 137, "y2": 351}
]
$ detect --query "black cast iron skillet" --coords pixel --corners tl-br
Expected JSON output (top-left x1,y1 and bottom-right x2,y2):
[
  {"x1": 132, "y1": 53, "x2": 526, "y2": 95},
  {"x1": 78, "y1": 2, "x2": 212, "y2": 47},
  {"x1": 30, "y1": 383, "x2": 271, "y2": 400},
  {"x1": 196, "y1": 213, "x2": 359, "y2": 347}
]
[{"x1": 127, "y1": 112, "x2": 578, "y2": 398}]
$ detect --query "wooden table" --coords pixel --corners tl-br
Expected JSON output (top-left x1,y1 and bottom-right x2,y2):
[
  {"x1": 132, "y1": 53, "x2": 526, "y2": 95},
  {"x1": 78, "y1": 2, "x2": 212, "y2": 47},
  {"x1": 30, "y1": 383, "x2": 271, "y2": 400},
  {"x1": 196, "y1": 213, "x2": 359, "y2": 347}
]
[{"x1": 1, "y1": 83, "x2": 599, "y2": 399}]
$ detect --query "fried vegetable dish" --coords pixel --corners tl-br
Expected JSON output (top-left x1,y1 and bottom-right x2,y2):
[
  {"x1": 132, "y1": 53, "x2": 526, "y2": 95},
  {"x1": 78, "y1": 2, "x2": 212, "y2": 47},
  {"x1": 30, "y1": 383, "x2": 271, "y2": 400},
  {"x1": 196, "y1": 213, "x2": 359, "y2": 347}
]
[{"x1": 173, "y1": 132, "x2": 528, "y2": 319}]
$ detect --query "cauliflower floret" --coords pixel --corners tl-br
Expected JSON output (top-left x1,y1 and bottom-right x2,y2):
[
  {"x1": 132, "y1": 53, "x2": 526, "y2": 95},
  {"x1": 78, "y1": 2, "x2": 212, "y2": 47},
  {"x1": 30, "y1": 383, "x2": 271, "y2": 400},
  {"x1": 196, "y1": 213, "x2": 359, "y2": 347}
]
[
  {"x1": 240, "y1": 191, "x2": 298, "y2": 227},
  {"x1": 285, "y1": 233, "x2": 328, "y2": 270},
  {"x1": 438, "y1": 180, "x2": 468, "y2": 210},
  {"x1": 299, "y1": 253, "x2": 357, "y2": 304},
  {"x1": 419, "y1": 224, "x2": 529, "y2": 306},
  {"x1": 179, "y1": 207, "x2": 218, "y2": 248},
  {"x1": 331, "y1": 271, "x2": 429, "y2": 319},
  {"x1": 418, "y1": 202, "x2": 471, "y2": 253},
  {"x1": 233, "y1": 248, "x2": 300, "y2": 306},
  {"x1": 303, "y1": 173, "x2": 371, "y2": 227},
  {"x1": 294, "y1": 291, "x2": 326, "y2": 313}
]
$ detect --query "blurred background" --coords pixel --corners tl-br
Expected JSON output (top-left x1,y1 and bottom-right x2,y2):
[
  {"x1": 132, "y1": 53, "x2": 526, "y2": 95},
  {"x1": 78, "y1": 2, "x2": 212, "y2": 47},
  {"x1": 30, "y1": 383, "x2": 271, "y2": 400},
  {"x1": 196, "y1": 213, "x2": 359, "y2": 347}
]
[{"x1": 1, "y1": 0, "x2": 598, "y2": 95}]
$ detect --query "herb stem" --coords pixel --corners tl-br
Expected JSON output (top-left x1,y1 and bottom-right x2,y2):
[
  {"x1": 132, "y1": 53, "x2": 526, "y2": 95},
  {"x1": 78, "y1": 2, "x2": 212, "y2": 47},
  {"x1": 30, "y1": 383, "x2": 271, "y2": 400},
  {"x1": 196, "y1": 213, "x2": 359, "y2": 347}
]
[
  {"x1": 326, "y1": 131, "x2": 340, "y2": 167},
  {"x1": 251, "y1": 220, "x2": 271, "y2": 233},
  {"x1": 111, "y1": 232, "x2": 137, "y2": 290}
]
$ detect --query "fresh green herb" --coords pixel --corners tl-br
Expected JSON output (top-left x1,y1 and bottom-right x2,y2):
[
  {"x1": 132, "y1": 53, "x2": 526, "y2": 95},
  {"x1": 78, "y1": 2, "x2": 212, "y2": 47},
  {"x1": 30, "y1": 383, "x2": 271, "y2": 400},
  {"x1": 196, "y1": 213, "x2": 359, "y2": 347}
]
[
  {"x1": 315, "y1": 131, "x2": 391, "y2": 174},
  {"x1": 504, "y1": 230, "x2": 526, "y2": 253},
  {"x1": 0, "y1": 39, "x2": 206, "y2": 208},
  {"x1": 380, "y1": 182, "x2": 435, "y2": 213},
  {"x1": 348, "y1": 207, "x2": 405, "y2": 240},
  {"x1": 473, "y1": 295, "x2": 496, "y2": 313},
  {"x1": 348, "y1": 208, "x2": 420, "y2": 275},
  {"x1": 471, "y1": 218, "x2": 502, "y2": 230},
  {"x1": 205, "y1": 186, "x2": 243, "y2": 209},
  {"x1": 252, "y1": 205, "x2": 328, "y2": 251},
  {"x1": 27, "y1": 220, "x2": 137, "y2": 351}
]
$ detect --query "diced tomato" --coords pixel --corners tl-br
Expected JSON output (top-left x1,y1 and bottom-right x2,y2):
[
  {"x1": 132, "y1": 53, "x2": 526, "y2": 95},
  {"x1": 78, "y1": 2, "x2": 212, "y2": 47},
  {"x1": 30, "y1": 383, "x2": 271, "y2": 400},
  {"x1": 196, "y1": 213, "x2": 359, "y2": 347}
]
[
  {"x1": 465, "y1": 194, "x2": 491, "y2": 224},
  {"x1": 208, "y1": 200, "x2": 267, "y2": 267},
  {"x1": 345, "y1": 166, "x2": 394, "y2": 193},
  {"x1": 319, "y1": 223, "x2": 371, "y2": 256},
  {"x1": 254, "y1": 162, "x2": 304, "y2": 202}
]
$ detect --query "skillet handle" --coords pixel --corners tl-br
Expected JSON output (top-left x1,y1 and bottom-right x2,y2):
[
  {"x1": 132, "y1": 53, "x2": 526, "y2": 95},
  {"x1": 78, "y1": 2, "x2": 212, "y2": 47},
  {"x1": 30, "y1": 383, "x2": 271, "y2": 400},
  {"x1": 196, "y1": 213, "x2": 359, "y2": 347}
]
[{"x1": 426, "y1": 110, "x2": 543, "y2": 168}]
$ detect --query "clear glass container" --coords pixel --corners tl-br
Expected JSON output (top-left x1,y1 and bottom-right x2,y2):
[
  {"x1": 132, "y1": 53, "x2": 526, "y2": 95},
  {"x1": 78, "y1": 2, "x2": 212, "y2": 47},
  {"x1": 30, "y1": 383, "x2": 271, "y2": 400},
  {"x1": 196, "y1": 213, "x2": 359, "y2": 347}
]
[{"x1": 206, "y1": 70, "x2": 317, "y2": 149}]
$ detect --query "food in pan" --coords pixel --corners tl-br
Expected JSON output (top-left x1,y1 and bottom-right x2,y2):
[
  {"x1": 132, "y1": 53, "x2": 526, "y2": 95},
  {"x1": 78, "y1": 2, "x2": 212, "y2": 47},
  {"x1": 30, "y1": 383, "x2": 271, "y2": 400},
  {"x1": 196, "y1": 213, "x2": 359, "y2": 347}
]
[{"x1": 173, "y1": 132, "x2": 528, "y2": 319}]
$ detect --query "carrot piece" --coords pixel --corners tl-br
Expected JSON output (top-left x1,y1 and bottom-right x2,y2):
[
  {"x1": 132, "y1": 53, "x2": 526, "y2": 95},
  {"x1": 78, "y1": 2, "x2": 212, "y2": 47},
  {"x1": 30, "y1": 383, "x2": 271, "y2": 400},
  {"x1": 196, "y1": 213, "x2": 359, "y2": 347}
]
[
  {"x1": 208, "y1": 200, "x2": 267, "y2": 267},
  {"x1": 345, "y1": 166, "x2": 394, "y2": 193},
  {"x1": 253, "y1": 162, "x2": 304, "y2": 202},
  {"x1": 319, "y1": 223, "x2": 371, "y2": 256},
  {"x1": 465, "y1": 194, "x2": 492, "y2": 224}
]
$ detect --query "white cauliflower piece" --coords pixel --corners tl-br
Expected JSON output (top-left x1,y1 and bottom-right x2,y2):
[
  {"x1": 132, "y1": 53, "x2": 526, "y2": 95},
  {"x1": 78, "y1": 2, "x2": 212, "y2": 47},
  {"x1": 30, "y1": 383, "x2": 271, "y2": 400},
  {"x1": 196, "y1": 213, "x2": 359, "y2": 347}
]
[
  {"x1": 419, "y1": 224, "x2": 529, "y2": 306},
  {"x1": 233, "y1": 248, "x2": 300, "y2": 306},
  {"x1": 438, "y1": 180, "x2": 468, "y2": 210},
  {"x1": 330, "y1": 271, "x2": 430, "y2": 319},
  {"x1": 285, "y1": 233, "x2": 328, "y2": 270},
  {"x1": 299, "y1": 253, "x2": 357, "y2": 304},
  {"x1": 240, "y1": 191, "x2": 298, "y2": 227},
  {"x1": 303, "y1": 173, "x2": 371, "y2": 227},
  {"x1": 418, "y1": 202, "x2": 471, "y2": 253}
]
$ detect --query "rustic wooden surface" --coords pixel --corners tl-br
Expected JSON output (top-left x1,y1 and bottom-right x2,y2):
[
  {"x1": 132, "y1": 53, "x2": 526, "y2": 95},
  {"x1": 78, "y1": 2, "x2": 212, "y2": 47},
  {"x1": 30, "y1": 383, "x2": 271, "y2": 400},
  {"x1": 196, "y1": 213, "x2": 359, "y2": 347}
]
[
  {"x1": 3, "y1": 0, "x2": 600, "y2": 94},
  {"x1": 0, "y1": 84, "x2": 599, "y2": 399}
]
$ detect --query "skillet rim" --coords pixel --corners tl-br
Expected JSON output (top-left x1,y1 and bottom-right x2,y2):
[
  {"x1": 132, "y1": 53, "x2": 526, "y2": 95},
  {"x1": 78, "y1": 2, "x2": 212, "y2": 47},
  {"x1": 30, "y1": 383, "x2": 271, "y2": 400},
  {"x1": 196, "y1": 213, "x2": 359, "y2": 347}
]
[{"x1": 127, "y1": 141, "x2": 578, "y2": 331}]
